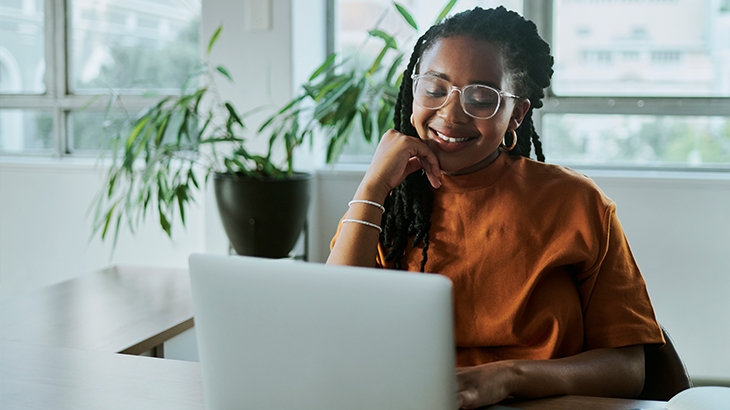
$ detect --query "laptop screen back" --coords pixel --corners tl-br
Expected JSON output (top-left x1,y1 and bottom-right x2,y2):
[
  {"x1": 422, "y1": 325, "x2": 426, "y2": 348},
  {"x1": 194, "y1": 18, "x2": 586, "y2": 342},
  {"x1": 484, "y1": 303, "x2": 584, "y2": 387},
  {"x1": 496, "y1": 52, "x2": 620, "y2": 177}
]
[{"x1": 189, "y1": 254, "x2": 457, "y2": 410}]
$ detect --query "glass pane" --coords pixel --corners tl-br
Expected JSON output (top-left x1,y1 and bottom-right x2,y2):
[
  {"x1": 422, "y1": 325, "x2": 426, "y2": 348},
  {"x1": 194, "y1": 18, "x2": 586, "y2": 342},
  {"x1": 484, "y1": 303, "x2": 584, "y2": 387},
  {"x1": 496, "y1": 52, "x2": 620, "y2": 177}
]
[
  {"x1": 69, "y1": 0, "x2": 201, "y2": 93},
  {"x1": 69, "y1": 108, "x2": 197, "y2": 152},
  {"x1": 0, "y1": 109, "x2": 54, "y2": 152},
  {"x1": 542, "y1": 114, "x2": 730, "y2": 167},
  {"x1": 552, "y1": 0, "x2": 730, "y2": 97},
  {"x1": 0, "y1": 0, "x2": 46, "y2": 94},
  {"x1": 68, "y1": 110, "x2": 127, "y2": 152}
]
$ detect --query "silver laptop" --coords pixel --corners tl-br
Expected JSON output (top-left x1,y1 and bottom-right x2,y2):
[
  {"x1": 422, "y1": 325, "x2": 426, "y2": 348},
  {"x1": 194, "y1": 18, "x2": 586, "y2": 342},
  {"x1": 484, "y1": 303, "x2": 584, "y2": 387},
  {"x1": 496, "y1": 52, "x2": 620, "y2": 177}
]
[{"x1": 189, "y1": 253, "x2": 458, "y2": 410}]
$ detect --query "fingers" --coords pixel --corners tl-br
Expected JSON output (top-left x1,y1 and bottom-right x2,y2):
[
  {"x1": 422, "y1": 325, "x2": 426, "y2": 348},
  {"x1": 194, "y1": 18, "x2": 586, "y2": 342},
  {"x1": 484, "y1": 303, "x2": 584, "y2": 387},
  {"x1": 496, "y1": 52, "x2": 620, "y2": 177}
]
[
  {"x1": 417, "y1": 157, "x2": 442, "y2": 189},
  {"x1": 365, "y1": 129, "x2": 442, "y2": 193}
]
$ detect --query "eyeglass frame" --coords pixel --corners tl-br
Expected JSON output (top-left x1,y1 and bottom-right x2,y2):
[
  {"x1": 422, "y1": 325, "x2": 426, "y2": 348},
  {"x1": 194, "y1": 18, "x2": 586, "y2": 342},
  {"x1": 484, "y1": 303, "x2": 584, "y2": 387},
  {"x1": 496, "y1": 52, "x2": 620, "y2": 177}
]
[{"x1": 410, "y1": 73, "x2": 523, "y2": 120}]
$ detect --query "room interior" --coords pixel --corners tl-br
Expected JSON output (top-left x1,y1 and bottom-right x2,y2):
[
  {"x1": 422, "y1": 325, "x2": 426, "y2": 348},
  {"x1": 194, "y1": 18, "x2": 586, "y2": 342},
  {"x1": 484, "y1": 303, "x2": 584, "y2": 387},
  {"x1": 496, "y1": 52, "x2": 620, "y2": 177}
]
[{"x1": 1, "y1": 0, "x2": 729, "y2": 398}]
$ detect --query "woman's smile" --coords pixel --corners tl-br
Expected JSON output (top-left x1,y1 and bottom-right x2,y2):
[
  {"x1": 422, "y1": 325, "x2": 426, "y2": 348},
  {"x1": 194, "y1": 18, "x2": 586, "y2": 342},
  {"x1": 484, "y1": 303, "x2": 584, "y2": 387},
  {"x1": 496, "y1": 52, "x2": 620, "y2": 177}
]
[{"x1": 429, "y1": 127, "x2": 479, "y2": 152}]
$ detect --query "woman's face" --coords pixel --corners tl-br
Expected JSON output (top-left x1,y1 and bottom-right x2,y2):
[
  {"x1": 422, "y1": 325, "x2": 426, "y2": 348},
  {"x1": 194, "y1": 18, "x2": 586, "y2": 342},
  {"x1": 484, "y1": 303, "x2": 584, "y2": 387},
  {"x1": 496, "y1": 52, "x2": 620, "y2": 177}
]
[{"x1": 411, "y1": 36, "x2": 529, "y2": 175}]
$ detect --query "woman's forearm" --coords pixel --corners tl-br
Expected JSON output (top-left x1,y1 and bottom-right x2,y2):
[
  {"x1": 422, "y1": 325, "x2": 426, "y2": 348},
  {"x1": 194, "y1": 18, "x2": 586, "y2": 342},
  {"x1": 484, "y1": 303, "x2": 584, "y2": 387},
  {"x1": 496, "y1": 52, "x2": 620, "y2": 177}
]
[
  {"x1": 457, "y1": 345, "x2": 645, "y2": 408},
  {"x1": 509, "y1": 345, "x2": 645, "y2": 399}
]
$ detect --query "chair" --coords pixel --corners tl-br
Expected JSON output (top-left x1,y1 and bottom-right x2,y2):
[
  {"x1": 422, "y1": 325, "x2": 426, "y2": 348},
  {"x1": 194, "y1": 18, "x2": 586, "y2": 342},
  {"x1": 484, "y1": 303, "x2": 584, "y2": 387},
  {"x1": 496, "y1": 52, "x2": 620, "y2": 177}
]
[{"x1": 638, "y1": 324, "x2": 693, "y2": 401}]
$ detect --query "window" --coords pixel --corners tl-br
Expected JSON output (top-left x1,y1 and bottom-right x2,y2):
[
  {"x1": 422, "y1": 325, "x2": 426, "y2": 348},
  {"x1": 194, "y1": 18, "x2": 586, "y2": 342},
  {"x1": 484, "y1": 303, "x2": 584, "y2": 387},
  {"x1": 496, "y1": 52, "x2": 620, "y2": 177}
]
[
  {"x1": 334, "y1": 0, "x2": 730, "y2": 169},
  {"x1": 544, "y1": 0, "x2": 730, "y2": 168},
  {"x1": 0, "y1": 0, "x2": 200, "y2": 155}
]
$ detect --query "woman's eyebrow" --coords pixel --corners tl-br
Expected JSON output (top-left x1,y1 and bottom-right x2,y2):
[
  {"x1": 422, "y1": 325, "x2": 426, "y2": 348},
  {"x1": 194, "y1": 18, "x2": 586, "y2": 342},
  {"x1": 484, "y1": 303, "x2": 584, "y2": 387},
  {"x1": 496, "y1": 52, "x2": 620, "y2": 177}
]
[{"x1": 422, "y1": 71, "x2": 502, "y2": 89}]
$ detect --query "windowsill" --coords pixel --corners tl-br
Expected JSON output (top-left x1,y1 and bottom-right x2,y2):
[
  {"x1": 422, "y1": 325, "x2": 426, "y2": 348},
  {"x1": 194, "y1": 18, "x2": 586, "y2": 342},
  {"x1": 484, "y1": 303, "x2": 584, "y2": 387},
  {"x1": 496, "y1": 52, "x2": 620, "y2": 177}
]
[
  {"x1": 317, "y1": 160, "x2": 730, "y2": 183},
  {"x1": 0, "y1": 155, "x2": 106, "y2": 172},
  {"x1": 5, "y1": 155, "x2": 730, "y2": 183}
]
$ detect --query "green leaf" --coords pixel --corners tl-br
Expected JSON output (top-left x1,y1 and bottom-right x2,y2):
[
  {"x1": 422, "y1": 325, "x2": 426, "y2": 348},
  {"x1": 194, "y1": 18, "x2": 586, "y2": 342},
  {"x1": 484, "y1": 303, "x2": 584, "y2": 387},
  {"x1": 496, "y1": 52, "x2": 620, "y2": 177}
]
[
  {"x1": 176, "y1": 185, "x2": 187, "y2": 227},
  {"x1": 368, "y1": 46, "x2": 389, "y2": 76},
  {"x1": 434, "y1": 0, "x2": 458, "y2": 24},
  {"x1": 368, "y1": 29, "x2": 397, "y2": 49},
  {"x1": 216, "y1": 65, "x2": 233, "y2": 82},
  {"x1": 177, "y1": 109, "x2": 190, "y2": 143},
  {"x1": 107, "y1": 173, "x2": 117, "y2": 198},
  {"x1": 188, "y1": 168, "x2": 199, "y2": 189},
  {"x1": 101, "y1": 203, "x2": 117, "y2": 240},
  {"x1": 155, "y1": 113, "x2": 171, "y2": 146},
  {"x1": 80, "y1": 95, "x2": 101, "y2": 111},
  {"x1": 225, "y1": 102, "x2": 244, "y2": 127},
  {"x1": 207, "y1": 25, "x2": 223, "y2": 56},
  {"x1": 126, "y1": 117, "x2": 150, "y2": 150},
  {"x1": 360, "y1": 108, "x2": 373, "y2": 142},
  {"x1": 385, "y1": 53, "x2": 405, "y2": 84},
  {"x1": 159, "y1": 210, "x2": 172, "y2": 237},
  {"x1": 394, "y1": 2, "x2": 418, "y2": 30},
  {"x1": 309, "y1": 53, "x2": 337, "y2": 81}
]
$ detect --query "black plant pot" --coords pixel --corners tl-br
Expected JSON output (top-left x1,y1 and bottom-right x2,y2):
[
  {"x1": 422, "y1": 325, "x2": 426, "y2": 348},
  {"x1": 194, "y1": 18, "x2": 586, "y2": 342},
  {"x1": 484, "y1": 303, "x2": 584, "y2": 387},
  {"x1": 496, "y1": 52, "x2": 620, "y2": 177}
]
[{"x1": 213, "y1": 172, "x2": 313, "y2": 259}]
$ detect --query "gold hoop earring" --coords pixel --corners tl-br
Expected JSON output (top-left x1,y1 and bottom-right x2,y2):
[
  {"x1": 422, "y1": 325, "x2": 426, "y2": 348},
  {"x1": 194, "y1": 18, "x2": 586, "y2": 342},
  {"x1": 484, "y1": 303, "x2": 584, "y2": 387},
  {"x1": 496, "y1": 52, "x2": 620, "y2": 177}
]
[
  {"x1": 410, "y1": 114, "x2": 415, "y2": 127},
  {"x1": 502, "y1": 130, "x2": 518, "y2": 151}
]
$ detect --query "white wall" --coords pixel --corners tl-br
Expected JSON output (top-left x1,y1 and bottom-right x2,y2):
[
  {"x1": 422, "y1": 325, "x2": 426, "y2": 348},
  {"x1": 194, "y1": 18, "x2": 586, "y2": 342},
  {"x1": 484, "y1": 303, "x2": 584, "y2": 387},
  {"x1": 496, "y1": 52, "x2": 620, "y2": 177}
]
[{"x1": 0, "y1": 159, "x2": 206, "y2": 299}]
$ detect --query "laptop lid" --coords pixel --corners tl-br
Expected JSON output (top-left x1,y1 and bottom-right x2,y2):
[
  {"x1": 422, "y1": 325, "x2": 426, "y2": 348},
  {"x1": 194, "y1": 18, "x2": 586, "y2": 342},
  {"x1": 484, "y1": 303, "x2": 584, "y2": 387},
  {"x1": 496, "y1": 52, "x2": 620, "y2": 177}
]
[{"x1": 189, "y1": 253, "x2": 457, "y2": 410}]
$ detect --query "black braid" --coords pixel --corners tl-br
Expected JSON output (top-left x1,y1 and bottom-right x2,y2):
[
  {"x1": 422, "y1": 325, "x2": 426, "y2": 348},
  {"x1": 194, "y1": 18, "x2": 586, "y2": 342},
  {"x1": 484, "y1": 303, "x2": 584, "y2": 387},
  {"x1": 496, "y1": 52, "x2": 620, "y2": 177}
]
[{"x1": 380, "y1": 6, "x2": 554, "y2": 271}]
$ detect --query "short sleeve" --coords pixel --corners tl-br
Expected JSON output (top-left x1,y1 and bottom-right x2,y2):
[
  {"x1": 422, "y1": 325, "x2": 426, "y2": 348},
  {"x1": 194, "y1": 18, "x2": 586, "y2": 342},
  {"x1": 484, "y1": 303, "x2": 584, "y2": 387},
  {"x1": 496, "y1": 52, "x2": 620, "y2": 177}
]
[{"x1": 576, "y1": 204, "x2": 665, "y2": 349}]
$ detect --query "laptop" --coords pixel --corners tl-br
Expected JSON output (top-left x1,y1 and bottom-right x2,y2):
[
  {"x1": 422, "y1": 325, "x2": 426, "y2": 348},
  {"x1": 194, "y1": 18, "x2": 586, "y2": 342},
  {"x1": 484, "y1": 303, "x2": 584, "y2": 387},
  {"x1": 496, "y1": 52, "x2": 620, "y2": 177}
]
[{"x1": 188, "y1": 253, "x2": 458, "y2": 410}]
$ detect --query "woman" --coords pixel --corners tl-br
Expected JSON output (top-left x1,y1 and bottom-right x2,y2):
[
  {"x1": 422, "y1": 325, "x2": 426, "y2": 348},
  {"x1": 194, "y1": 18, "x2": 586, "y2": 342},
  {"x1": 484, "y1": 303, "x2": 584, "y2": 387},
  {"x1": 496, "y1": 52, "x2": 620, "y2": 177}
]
[{"x1": 327, "y1": 7, "x2": 664, "y2": 408}]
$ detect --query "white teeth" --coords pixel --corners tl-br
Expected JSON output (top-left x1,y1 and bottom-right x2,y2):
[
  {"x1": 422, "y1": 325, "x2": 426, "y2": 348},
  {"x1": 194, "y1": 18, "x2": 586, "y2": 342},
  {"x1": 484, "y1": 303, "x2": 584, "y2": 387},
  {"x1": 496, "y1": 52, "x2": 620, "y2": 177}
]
[{"x1": 436, "y1": 131, "x2": 471, "y2": 143}]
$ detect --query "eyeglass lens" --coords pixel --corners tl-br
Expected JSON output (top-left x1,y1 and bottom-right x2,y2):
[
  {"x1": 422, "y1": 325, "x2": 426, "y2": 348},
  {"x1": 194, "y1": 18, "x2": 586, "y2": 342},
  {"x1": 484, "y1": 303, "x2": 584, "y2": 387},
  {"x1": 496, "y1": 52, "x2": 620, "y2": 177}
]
[{"x1": 413, "y1": 76, "x2": 501, "y2": 119}]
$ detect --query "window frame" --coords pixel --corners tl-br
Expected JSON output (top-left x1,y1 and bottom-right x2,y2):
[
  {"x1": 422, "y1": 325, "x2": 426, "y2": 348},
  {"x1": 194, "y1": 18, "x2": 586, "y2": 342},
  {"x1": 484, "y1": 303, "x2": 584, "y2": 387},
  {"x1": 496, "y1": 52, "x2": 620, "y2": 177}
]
[{"x1": 0, "y1": 0, "x2": 181, "y2": 157}]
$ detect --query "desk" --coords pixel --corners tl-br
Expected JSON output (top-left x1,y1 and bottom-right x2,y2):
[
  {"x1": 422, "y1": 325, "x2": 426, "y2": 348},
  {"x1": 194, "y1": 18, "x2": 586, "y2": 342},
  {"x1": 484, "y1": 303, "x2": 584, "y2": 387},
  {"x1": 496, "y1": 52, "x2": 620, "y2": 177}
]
[
  {"x1": 505, "y1": 395, "x2": 666, "y2": 409},
  {"x1": 0, "y1": 268, "x2": 669, "y2": 409},
  {"x1": 0, "y1": 339, "x2": 667, "y2": 410},
  {"x1": 0, "y1": 340, "x2": 205, "y2": 410},
  {"x1": 0, "y1": 265, "x2": 193, "y2": 355}
]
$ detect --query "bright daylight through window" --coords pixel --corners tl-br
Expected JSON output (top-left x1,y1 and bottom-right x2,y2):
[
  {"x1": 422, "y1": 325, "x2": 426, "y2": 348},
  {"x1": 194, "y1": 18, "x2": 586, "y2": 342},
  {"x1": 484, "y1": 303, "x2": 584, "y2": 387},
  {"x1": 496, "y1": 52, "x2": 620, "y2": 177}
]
[
  {"x1": 335, "y1": 0, "x2": 730, "y2": 169},
  {"x1": 0, "y1": 0, "x2": 200, "y2": 154}
]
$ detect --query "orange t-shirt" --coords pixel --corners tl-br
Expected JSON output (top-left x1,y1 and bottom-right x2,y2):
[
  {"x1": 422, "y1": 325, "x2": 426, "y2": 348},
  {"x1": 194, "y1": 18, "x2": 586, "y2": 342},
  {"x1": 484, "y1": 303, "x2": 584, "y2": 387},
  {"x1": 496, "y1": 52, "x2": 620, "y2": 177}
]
[{"x1": 332, "y1": 151, "x2": 664, "y2": 367}]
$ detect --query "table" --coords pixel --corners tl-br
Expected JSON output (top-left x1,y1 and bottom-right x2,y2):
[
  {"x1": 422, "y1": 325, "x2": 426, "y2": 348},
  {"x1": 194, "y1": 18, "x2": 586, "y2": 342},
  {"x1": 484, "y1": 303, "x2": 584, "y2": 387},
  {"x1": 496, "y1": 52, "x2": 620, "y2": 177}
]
[
  {"x1": 0, "y1": 341, "x2": 667, "y2": 410},
  {"x1": 0, "y1": 340, "x2": 205, "y2": 410},
  {"x1": 0, "y1": 265, "x2": 194, "y2": 355},
  {"x1": 504, "y1": 395, "x2": 666, "y2": 409},
  {"x1": 0, "y1": 266, "x2": 669, "y2": 409}
]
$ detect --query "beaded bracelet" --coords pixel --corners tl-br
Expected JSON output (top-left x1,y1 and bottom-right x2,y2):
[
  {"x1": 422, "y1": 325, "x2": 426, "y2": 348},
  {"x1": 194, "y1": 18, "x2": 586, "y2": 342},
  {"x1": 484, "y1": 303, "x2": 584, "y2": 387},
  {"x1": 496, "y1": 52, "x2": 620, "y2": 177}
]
[
  {"x1": 342, "y1": 218, "x2": 383, "y2": 233},
  {"x1": 348, "y1": 199, "x2": 385, "y2": 213}
]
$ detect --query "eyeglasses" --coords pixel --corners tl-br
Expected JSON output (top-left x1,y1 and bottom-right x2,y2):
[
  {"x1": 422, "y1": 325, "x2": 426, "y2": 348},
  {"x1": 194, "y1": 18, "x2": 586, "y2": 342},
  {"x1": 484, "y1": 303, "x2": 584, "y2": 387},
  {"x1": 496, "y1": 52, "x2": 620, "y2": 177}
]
[{"x1": 411, "y1": 74, "x2": 522, "y2": 120}]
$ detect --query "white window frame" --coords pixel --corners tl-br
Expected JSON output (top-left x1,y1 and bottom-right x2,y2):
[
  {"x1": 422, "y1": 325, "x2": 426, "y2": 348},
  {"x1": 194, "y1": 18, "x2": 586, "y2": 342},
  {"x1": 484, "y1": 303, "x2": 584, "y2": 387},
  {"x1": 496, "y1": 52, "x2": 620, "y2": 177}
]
[{"x1": 0, "y1": 0, "x2": 177, "y2": 157}]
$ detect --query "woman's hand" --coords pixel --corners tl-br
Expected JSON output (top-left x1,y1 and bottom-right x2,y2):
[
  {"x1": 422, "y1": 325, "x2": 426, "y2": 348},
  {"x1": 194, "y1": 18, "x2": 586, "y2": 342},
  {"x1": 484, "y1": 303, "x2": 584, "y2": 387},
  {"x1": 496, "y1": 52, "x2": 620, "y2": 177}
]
[
  {"x1": 358, "y1": 129, "x2": 442, "y2": 202},
  {"x1": 457, "y1": 361, "x2": 516, "y2": 409}
]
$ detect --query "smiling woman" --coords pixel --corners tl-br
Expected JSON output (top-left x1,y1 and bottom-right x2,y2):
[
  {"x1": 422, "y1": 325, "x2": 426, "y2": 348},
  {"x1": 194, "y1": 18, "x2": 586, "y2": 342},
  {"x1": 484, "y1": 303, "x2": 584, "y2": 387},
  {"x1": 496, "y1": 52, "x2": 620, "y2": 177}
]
[{"x1": 327, "y1": 7, "x2": 665, "y2": 408}]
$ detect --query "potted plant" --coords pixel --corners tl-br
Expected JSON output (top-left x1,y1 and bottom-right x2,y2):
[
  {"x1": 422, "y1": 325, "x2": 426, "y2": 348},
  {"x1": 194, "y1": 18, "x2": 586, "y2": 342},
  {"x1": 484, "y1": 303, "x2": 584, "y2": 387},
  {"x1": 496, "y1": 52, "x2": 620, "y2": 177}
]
[
  {"x1": 92, "y1": 1, "x2": 455, "y2": 258},
  {"x1": 90, "y1": 26, "x2": 312, "y2": 259}
]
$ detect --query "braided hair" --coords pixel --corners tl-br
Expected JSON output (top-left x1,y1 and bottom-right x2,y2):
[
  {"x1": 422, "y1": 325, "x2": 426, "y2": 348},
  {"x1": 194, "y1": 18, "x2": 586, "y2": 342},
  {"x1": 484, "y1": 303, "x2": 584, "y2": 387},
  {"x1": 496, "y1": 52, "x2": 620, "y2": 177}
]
[{"x1": 380, "y1": 6, "x2": 554, "y2": 271}]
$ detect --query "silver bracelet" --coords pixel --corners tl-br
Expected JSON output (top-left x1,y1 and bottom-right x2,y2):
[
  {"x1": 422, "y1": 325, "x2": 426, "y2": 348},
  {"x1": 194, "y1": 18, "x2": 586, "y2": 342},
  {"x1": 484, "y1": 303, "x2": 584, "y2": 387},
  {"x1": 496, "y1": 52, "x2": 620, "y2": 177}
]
[
  {"x1": 342, "y1": 218, "x2": 383, "y2": 233},
  {"x1": 348, "y1": 199, "x2": 385, "y2": 213}
]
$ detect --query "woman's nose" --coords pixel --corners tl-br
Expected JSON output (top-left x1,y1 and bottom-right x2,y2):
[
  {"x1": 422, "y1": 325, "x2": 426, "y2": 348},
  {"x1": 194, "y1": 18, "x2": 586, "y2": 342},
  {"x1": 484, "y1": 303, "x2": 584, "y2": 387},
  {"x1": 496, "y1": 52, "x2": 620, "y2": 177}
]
[{"x1": 438, "y1": 89, "x2": 470, "y2": 123}]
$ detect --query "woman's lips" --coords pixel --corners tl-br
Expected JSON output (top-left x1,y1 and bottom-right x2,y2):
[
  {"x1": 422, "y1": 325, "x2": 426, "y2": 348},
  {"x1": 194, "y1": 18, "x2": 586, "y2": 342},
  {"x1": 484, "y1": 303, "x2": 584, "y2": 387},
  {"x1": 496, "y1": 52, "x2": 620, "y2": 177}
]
[{"x1": 430, "y1": 128, "x2": 477, "y2": 152}]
